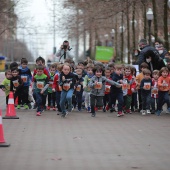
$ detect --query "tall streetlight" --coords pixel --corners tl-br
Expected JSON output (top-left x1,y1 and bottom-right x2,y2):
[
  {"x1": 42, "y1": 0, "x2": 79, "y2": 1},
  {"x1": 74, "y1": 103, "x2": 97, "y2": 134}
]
[
  {"x1": 146, "y1": 8, "x2": 153, "y2": 45},
  {"x1": 168, "y1": 0, "x2": 170, "y2": 8}
]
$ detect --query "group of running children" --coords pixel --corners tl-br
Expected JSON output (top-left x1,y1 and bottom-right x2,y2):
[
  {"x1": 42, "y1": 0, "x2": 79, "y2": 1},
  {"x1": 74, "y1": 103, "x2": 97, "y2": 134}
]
[{"x1": 0, "y1": 56, "x2": 170, "y2": 118}]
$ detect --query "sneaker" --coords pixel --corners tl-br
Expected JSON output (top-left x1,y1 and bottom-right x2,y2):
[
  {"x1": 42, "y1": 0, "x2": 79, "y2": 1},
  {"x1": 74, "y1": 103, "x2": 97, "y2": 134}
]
[
  {"x1": 151, "y1": 110, "x2": 155, "y2": 114},
  {"x1": 98, "y1": 107, "x2": 102, "y2": 110},
  {"x1": 142, "y1": 110, "x2": 146, "y2": 115},
  {"x1": 125, "y1": 109, "x2": 132, "y2": 114},
  {"x1": 24, "y1": 104, "x2": 29, "y2": 109},
  {"x1": 68, "y1": 105, "x2": 73, "y2": 112},
  {"x1": 91, "y1": 113, "x2": 96, "y2": 117},
  {"x1": 110, "y1": 107, "x2": 116, "y2": 113},
  {"x1": 47, "y1": 106, "x2": 50, "y2": 110},
  {"x1": 103, "y1": 107, "x2": 106, "y2": 112},
  {"x1": 117, "y1": 111, "x2": 123, "y2": 117},
  {"x1": 146, "y1": 110, "x2": 151, "y2": 114},
  {"x1": 78, "y1": 109, "x2": 81, "y2": 112},
  {"x1": 52, "y1": 107, "x2": 56, "y2": 111},
  {"x1": 61, "y1": 114, "x2": 65, "y2": 118},
  {"x1": 155, "y1": 110, "x2": 162, "y2": 116},
  {"x1": 17, "y1": 105, "x2": 20, "y2": 109},
  {"x1": 105, "y1": 105, "x2": 110, "y2": 111},
  {"x1": 95, "y1": 107, "x2": 98, "y2": 111},
  {"x1": 87, "y1": 106, "x2": 91, "y2": 112},
  {"x1": 61, "y1": 112, "x2": 67, "y2": 118},
  {"x1": 36, "y1": 112, "x2": 41, "y2": 116},
  {"x1": 117, "y1": 113, "x2": 121, "y2": 117},
  {"x1": 65, "y1": 111, "x2": 69, "y2": 117},
  {"x1": 28, "y1": 103, "x2": 32, "y2": 109}
]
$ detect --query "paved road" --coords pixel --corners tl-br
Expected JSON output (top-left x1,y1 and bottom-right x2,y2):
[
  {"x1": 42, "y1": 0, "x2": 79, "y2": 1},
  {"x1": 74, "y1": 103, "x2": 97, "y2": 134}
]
[{"x1": 0, "y1": 100, "x2": 170, "y2": 170}]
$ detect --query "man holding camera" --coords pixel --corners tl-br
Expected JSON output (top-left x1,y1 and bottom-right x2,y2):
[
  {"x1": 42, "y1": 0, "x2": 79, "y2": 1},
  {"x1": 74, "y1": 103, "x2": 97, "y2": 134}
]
[{"x1": 56, "y1": 40, "x2": 73, "y2": 63}]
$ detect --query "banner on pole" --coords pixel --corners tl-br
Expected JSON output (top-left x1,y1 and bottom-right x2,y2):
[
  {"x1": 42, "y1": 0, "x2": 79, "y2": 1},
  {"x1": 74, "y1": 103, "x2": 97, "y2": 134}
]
[{"x1": 95, "y1": 46, "x2": 114, "y2": 62}]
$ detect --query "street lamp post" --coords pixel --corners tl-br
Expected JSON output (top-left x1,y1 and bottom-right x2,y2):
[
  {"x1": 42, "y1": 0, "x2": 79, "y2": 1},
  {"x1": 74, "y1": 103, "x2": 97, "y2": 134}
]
[
  {"x1": 168, "y1": 0, "x2": 170, "y2": 8},
  {"x1": 146, "y1": 8, "x2": 153, "y2": 45}
]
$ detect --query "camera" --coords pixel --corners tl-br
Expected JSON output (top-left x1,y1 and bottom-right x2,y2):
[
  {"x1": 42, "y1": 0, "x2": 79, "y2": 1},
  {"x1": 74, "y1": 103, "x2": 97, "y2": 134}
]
[{"x1": 63, "y1": 45, "x2": 68, "y2": 49}]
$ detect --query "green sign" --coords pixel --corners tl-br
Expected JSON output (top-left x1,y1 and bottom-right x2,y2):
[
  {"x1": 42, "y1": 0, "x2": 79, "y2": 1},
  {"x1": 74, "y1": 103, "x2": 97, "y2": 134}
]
[{"x1": 95, "y1": 46, "x2": 114, "y2": 62}]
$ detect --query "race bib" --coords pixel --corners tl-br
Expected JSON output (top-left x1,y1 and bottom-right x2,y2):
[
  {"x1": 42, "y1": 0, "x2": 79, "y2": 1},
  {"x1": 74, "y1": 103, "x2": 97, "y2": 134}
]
[
  {"x1": 76, "y1": 85, "x2": 81, "y2": 92},
  {"x1": 122, "y1": 80, "x2": 130, "y2": 90},
  {"x1": 144, "y1": 82, "x2": 151, "y2": 90},
  {"x1": 63, "y1": 83, "x2": 70, "y2": 91},
  {"x1": 37, "y1": 81, "x2": 44, "y2": 89},
  {"x1": 21, "y1": 76, "x2": 27, "y2": 83},
  {"x1": 151, "y1": 88, "x2": 158, "y2": 95},
  {"x1": 105, "y1": 85, "x2": 111, "y2": 93},
  {"x1": 95, "y1": 82, "x2": 102, "y2": 89},
  {"x1": 13, "y1": 80, "x2": 19, "y2": 87}
]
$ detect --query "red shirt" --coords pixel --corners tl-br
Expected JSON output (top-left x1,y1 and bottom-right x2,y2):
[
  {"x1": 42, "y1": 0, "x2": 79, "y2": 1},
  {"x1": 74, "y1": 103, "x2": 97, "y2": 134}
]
[
  {"x1": 52, "y1": 74, "x2": 61, "y2": 92},
  {"x1": 124, "y1": 75, "x2": 136, "y2": 95}
]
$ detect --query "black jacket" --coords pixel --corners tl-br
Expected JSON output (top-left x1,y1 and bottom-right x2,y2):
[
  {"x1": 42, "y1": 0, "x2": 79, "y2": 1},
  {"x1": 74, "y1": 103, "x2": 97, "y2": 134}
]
[
  {"x1": 136, "y1": 45, "x2": 160, "y2": 67},
  {"x1": 143, "y1": 50, "x2": 165, "y2": 72}
]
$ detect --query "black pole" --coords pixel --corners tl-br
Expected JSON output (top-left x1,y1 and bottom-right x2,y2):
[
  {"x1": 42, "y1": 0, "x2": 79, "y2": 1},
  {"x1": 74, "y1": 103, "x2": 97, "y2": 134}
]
[{"x1": 148, "y1": 20, "x2": 152, "y2": 45}]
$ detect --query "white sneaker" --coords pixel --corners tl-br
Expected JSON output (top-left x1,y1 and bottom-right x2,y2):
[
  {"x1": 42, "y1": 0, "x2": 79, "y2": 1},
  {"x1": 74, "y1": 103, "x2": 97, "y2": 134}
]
[
  {"x1": 146, "y1": 110, "x2": 151, "y2": 114},
  {"x1": 142, "y1": 110, "x2": 146, "y2": 115}
]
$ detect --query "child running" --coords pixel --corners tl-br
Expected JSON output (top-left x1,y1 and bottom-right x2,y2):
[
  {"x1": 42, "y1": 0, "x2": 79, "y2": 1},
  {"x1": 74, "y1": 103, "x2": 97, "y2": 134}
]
[
  {"x1": 89, "y1": 66, "x2": 121, "y2": 117},
  {"x1": 32, "y1": 65, "x2": 49, "y2": 116},
  {"x1": 59, "y1": 63, "x2": 78, "y2": 117}
]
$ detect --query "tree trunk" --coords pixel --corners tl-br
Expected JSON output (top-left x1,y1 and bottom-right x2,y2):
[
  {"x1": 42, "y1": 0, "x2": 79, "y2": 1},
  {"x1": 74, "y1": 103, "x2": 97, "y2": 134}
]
[
  {"x1": 164, "y1": 0, "x2": 169, "y2": 50},
  {"x1": 152, "y1": 0, "x2": 158, "y2": 42},
  {"x1": 132, "y1": 1, "x2": 136, "y2": 51},
  {"x1": 126, "y1": 0, "x2": 130, "y2": 64}
]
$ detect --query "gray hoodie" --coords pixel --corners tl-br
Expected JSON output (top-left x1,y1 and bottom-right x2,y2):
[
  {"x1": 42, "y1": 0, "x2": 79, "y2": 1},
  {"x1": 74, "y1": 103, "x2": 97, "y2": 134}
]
[{"x1": 89, "y1": 76, "x2": 121, "y2": 96}]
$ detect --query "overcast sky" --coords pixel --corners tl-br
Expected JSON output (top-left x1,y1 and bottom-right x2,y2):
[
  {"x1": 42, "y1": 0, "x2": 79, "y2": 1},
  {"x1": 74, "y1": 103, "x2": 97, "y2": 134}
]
[{"x1": 16, "y1": 0, "x2": 65, "y2": 60}]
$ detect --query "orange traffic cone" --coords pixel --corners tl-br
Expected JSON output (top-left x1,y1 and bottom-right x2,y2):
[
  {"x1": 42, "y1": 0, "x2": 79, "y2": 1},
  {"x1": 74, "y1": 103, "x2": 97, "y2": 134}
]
[
  {"x1": 0, "y1": 109, "x2": 10, "y2": 147},
  {"x1": 3, "y1": 92, "x2": 19, "y2": 119}
]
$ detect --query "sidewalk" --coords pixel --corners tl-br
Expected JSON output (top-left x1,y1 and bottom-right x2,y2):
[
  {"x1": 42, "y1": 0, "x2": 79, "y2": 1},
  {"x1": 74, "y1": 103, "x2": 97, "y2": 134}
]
[{"x1": 0, "y1": 96, "x2": 170, "y2": 170}]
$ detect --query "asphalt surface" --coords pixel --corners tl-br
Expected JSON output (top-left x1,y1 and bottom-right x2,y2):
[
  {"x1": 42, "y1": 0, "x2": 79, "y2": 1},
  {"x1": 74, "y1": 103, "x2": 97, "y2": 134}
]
[
  {"x1": 0, "y1": 101, "x2": 170, "y2": 170},
  {"x1": 0, "y1": 72, "x2": 170, "y2": 170}
]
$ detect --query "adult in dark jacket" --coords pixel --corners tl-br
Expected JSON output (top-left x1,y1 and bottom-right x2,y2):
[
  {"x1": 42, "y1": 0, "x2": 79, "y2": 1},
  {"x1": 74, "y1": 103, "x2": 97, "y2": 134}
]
[
  {"x1": 143, "y1": 50, "x2": 165, "y2": 72},
  {"x1": 136, "y1": 39, "x2": 160, "y2": 67}
]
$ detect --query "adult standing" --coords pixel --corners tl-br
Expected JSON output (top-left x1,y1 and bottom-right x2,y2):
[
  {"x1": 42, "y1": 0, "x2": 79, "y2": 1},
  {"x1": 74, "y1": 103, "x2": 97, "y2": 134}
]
[
  {"x1": 136, "y1": 39, "x2": 160, "y2": 67},
  {"x1": 56, "y1": 40, "x2": 73, "y2": 63}
]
